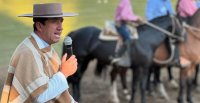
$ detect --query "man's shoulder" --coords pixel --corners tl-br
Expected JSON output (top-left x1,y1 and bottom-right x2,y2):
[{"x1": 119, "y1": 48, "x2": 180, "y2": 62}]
[{"x1": 14, "y1": 37, "x2": 38, "y2": 56}]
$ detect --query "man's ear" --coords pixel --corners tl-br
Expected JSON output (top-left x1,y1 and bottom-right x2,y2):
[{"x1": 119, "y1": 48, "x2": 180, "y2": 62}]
[{"x1": 35, "y1": 22, "x2": 43, "y2": 32}]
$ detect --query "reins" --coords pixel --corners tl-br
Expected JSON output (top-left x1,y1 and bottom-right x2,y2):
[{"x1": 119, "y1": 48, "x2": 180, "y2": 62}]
[
  {"x1": 183, "y1": 23, "x2": 200, "y2": 40},
  {"x1": 183, "y1": 22, "x2": 200, "y2": 32},
  {"x1": 141, "y1": 16, "x2": 184, "y2": 41}
]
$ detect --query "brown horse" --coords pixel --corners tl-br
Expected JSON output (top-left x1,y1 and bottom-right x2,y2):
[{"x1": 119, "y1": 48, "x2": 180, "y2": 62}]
[
  {"x1": 150, "y1": 41, "x2": 198, "y2": 101},
  {"x1": 177, "y1": 9, "x2": 200, "y2": 103},
  {"x1": 109, "y1": 12, "x2": 200, "y2": 102},
  {"x1": 115, "y1": 10, "x2": 200, "y2": 102}
]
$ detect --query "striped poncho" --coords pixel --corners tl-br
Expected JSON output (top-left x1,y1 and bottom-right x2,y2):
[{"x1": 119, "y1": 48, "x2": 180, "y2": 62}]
[{"x1": 1, "y1": 36, "x2": 72, "y2": 103}]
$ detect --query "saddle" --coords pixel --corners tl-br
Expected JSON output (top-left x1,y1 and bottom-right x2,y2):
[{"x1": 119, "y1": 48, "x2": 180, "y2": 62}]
[{"x1": 99, "y1": 20, "x2": 139, "y2": 41}]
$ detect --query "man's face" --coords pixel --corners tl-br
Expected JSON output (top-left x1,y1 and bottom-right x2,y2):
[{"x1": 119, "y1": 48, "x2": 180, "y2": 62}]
[{"x1": 38, "y1": 17, "x2": 63, "y2": 44}]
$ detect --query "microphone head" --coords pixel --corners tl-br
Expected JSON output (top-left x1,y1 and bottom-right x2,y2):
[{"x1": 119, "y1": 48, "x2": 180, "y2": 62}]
[{"x1": 64, "y1": 36, "x2": 72, "y2": 45}]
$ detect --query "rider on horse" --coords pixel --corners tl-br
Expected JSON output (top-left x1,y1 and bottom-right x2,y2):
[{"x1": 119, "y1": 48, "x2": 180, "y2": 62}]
[
  {"x1": 176, "y1": 0, "x2": 198, "y2": 67},
  {"x1": 146, "y1": 0, "x2": 175, "y2": 21},
  {"x1": 112, "y1": 0, "x2": 142, "y2": 64},
  {"x1": 176, "y1": 0, "x2": 198, "y2": 24},
  {"x1": 146, "y1": 0, "x2": 184, "y2": 67}
]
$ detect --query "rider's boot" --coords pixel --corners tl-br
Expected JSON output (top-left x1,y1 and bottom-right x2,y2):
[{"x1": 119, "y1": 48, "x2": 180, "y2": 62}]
[
  {"x1": 111, "y1": 40, "x2": 131, "y2": 64},
  {"x1": 111, "y1": 43, "x2": 125, "y2": 64},
  {"x1": 173, "y1": 43, "x2": 191, "y2": 68}
]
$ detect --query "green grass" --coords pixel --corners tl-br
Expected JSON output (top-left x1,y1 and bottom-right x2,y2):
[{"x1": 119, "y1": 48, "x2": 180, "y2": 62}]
[
  {"x1": 0, "y1": 0, "x2": 177, "y2": 67},
  {"x1": 0, "y1": 13, "x2": 32, "y2": 66}
]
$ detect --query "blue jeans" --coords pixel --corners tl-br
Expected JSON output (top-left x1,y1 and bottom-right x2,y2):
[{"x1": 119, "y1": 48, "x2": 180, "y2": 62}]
[
  {"x1": 115, "y1": 22, "x2": 132, "y2": 57},
  {"x1": 116, "y1": 22, "x2": 131, "y2": 42}
]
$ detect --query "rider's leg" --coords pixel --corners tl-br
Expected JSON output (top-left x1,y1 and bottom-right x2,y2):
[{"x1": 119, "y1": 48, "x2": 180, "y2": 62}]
[
  {"x1": 174, "y1": 42, "x2": 191, "y2": 68},
  {"x1": 115, "y1": 23, "x2": 131, "y2": 57},
  {"x1": 112, "y1": 23, "x2": 131, "y2": 63},
  {"x1": 125, "y1": 40, "x2": 131, "y2": 56}
]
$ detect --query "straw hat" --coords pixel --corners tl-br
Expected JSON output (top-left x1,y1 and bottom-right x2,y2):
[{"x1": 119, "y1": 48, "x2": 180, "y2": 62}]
[{"x1": 18, "y1": 3, "x2": 78, "y2": 18}]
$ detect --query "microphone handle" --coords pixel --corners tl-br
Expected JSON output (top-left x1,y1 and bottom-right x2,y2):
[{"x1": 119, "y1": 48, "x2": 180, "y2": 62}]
[{"x1": 66, "y1": 45, "x2": 73, "y2": 60}]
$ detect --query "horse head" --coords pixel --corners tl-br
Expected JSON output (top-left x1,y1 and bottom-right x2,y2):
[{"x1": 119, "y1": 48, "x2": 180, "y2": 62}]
[
  {"x1": 174, "y1": 9, "x2": 200, "y2": 43},
  {"x1": 168, "y1": 16, "x2": 186, "y2": 42},
  {"x1": 191, "y1": 8, "x2": 200, "y2": 28}
]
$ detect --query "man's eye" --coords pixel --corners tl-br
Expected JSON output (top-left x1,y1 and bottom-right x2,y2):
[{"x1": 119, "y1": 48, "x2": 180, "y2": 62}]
[{"x1": 61, "y1": 19, "x2": 63, "y2": 23}]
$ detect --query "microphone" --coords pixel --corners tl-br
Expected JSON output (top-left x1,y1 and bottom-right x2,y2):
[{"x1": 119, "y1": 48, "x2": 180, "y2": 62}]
[{"x1": 64, "y1": 36, "x2": 73, "y2": 60}]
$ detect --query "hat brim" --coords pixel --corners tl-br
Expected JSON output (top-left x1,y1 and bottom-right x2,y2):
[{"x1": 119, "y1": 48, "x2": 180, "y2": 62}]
[{"x1": 18, "y1": 12, "x2": 78, "y2": 18}]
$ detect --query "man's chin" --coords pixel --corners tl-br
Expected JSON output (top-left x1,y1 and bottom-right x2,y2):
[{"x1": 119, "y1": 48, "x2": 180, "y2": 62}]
[
  {"x1": 51, "y1": 39, "x2": 60, "y2": 44},
  {"x1": 54, "y1": 39, "x2": 60, "y2": 43}
]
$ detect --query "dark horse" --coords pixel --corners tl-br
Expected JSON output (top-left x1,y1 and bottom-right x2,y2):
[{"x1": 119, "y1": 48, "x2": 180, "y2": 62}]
[
  {"x1": 63, "y1": 15, "x2": 183, "y2": 103},
  {"x1": 62, "y1": 26, "x2": 118, "y2": 102}
]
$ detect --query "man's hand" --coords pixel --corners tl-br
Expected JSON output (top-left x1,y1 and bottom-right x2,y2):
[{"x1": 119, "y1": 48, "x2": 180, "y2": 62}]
[{"x1": 60, "y1": 53, "x2": 78, "y2": 77}]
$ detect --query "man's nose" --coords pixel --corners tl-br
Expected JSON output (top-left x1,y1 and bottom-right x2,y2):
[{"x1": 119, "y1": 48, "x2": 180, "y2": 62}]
[{"x1": 57, "y1": 23, "x2": 63, "y2": 31}]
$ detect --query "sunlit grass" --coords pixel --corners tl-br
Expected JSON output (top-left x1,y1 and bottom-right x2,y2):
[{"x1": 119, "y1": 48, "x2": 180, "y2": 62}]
[
  {"x1": 0, "y1": 0, "x2": 78, "y2": 37},
  {"x1": 0, "y1": 13, "x2": 32, "y2": 66},
  {"x1": 0, "y1": 0, "x2": 177, "y2": 67}
]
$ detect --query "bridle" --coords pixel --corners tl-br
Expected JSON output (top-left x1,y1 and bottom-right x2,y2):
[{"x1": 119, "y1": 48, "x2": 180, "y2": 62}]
[{"x1": 170, "y1": 15, "x2": 186, "y2": 42}]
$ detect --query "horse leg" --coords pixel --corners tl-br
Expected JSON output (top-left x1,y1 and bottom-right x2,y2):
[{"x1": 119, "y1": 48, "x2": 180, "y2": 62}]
[
  {"x1": 154, "y1": 66, "x2": 170, "y2": 100},
  {"x1": 130, "y1": 68, "x2": 140, "y2": 103},
  {"x1": 178, "y1": 64, "x2": 195, "y2": 103},
  {"x1": 119, "y1": 67, "x2": 131, "y2": 100},
  {"x1": 140, "y1": 67, "x2": 148, "y2": 103},
  {"x1": 72, "y1": 81, "x2": 80, "y2": 102},
  {"x1": 94, "y1": 61, "x2": 105, "y2": 76},
  {"x1": 154, "y1": 66, "x2": 160, "y2": 84},
  {"x1": 167, "y1": 66, "x2": 179, "y2": 89},
  {"x1": 146, "y1": 67, "x2": 154, "y2": 95},
  {"x1": 186, "y1": 64, "x2": 196, "y2": 103},
  {"x1": 130, "y1": 67, "x2": 148, "y2": 103},
  {"x1": 109, "y1": 65, "x2": 120, "y2": 103},
  {"x1": 178, "y1": 67, "x2": 187, "y2": 103},
  {"x1": 192, "y1": 64, "x2": 199, "y2": 87},
  {"x1": 71, "y1": 58, "x2": 90, "y2": 102},
  {"x1": 167, "y1": 66, "x2": 173, "y2": 80},
  {"x1": 186, "y1": 78, "x2": 193, "y2": 103}
]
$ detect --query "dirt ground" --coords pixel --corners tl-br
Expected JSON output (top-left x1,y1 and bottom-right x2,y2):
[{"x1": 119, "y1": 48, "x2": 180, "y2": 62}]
[
  {"x1": 74, "y1": 60, "x2": 200, "y2": 103},
  {"x1": 0, "y1": 60, "x2": 199, "y2": 103}
]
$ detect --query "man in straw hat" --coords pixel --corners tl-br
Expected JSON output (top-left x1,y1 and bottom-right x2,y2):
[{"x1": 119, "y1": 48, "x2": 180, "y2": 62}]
[{"x1": 1, "y1": 3, "x2": 78, "y2": 103}]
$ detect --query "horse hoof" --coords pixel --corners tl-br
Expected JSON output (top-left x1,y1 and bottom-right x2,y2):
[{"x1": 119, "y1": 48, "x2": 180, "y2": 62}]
[
  {"x1": 147, "y1": 91, "x2": 157, "y2": 97},
  {"x1": 168, "y1": 79, "x2": 179, "y2": 89},
  {"x1": 123, "y1": 89, "x2": 129, "y2": 95},
  {"x1": 109, "y1": 94, "x2": 120, "y2": 103},
  {"x1": 110, "y1": 98, "x2": 120, "y2": 103},
  {"x1": 187, "y1": 100, "x2": 193, "y2": 103},
  {"x1": 125, "y1": 94, "x2": 131, "y2": 100},
  {"x1": 194, "y1": 86, "x2": 200, "y2": 93},
  {"x1": 157, "y1": 83, "x2": 170, "y2": 100},
  {"x1": 177, "y1": 98, "x2": 184, "y2": 103},
  {"x1": 187, "y1": 98, "x2": 193, "y2": 103}
]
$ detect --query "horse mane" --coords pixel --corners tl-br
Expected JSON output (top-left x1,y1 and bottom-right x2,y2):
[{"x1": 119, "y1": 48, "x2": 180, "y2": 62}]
[
  {"x1": 150, "y1": 15, "x2": 171, "y2": 24},
  {"x1": 137, "y1": 15, "x2": 171, "y2": 34},
  {"x1": 138, "y1": 15, "x2": 171, "y2": 31},
  {"x1": 190, "y1": 8, "x2": 200, "y2": 27}
]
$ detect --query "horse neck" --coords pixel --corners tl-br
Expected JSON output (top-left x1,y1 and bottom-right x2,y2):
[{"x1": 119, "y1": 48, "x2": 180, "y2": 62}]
[
  {"x1": 179, "y1": 28, "x2": 200, "y2": 62},
  {"x1": 180, "y1": 9, "x2": 200, "y2": 62},
  {"x1": 138, "y1": 16, "x2": 172, "y2": 48}
]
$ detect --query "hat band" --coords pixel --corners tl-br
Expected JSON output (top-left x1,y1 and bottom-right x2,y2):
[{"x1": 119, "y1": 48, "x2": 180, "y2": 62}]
[{"x1": 33, "y1": 13, "x2": 63, "y2": 16}]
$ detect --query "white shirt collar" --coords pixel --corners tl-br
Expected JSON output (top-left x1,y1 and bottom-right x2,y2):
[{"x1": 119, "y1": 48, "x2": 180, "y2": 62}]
[{"x1": 31, "y1": 32, "x2": 49, "y2": 49}]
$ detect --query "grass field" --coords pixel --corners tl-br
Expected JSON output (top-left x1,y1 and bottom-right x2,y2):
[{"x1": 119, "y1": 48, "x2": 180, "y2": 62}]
[{"x1": 0, "y1": 0, "x2": 176, "y2": 68}]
